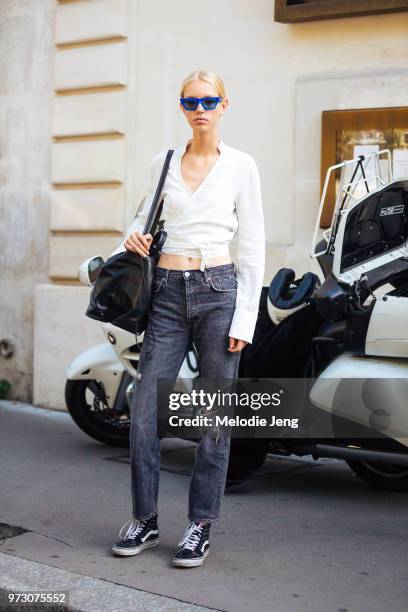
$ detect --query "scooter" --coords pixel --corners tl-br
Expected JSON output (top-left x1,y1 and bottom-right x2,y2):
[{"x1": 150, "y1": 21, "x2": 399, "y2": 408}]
[{"x1": 263, "y1": 149, "x2": 408, "y2": 491}]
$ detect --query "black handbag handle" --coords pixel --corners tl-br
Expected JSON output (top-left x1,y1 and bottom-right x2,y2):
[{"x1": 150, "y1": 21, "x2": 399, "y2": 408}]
[{"x1": 143, "y1": 149, "x2": 174, "y2": 236}]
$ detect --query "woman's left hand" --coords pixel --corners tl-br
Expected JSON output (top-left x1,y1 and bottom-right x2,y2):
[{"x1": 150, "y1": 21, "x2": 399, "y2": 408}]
[{"x1": 228, "y1": 337, "x2": 248, "y2": 352}]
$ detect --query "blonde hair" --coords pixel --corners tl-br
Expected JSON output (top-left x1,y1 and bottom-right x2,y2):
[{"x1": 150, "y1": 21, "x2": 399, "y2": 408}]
[{"x1": 180, "y1": 70, "x2": 226, "y2": 99}]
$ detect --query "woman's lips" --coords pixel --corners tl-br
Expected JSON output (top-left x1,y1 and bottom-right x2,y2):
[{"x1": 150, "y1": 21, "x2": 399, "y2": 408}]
[{"x1": 194, "y1": 119, "x2": 208, "y2": 123}]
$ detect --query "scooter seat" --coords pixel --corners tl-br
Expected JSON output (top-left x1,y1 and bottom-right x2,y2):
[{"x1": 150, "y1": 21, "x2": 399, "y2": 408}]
[{"x1": 269, "y1": 268, "x2": 320, "y2": 310}]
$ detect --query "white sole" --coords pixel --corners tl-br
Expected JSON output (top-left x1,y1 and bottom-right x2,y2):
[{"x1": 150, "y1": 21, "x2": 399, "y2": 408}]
[
  {"x1": 172, "y1": 548, "x2": 210, "y2": 568},
  {"x1": 111, "y1": 538, "x2": 159, "y2": 556}
]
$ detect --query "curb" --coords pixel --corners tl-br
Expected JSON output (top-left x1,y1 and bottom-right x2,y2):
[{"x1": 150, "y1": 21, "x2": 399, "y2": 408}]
[{"x1": 0, "y1": 553, "x2": 219, "y2": 612}]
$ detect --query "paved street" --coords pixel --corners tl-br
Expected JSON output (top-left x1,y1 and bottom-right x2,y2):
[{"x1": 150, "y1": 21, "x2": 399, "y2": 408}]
[{"x1": 0, "y1": 400, "x2": 407, "y2": 612}]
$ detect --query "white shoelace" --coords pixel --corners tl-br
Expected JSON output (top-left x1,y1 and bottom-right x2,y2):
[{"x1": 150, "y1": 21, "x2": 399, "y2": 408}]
[
  {"x1": 118, "y1": 518, "x2": 146, "y2": 541},
  {"x1": 177, "y1": 522, "x2": 204, "y2": 550}
]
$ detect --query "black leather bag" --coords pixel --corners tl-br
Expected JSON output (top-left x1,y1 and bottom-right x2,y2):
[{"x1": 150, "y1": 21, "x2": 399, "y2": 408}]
[{"x1": 85, "y1": 149, "x2": 174, "y2": 334}]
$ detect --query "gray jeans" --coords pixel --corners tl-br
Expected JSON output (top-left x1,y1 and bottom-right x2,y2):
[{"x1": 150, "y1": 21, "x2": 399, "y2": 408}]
[{"x1": 129, "y1": 262, "x2": 241, "y2": 526}]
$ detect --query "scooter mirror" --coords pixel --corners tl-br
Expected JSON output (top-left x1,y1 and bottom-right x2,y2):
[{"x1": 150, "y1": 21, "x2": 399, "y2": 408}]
[{"x1": 78, "y1": 256, "x2": 105, "y2": 286}]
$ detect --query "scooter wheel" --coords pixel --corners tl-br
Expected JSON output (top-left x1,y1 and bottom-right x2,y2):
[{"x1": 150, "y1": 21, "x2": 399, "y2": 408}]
[
  {"x1": 225, "y1": 439, "x2": 269, "y2": 488},
  {"x1": 347, "y1": 460, "x2": 408, "y2": 492},
  {"x1": 65, "y1": 379, "x2": 130, "y2": 447}
]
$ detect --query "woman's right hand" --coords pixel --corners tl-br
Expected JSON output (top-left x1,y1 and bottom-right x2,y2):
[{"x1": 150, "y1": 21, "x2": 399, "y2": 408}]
[{"x1": 124, "y1": 231, "x2": 153, "y2": 257}]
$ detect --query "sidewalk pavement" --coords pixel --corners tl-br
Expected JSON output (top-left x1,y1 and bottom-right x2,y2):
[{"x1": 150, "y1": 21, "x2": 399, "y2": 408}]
[
  {"x1": 0, "y1": 552, "x2": 213, "y2": 611},
  {"x1": 1, "y1": 399, "x2": 407, "y2": 612}
]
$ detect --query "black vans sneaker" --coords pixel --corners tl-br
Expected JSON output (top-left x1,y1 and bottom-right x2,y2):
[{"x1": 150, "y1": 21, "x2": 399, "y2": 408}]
[
  {"x1": 172, "y1": 521, "x2": 211, "y2": 568},
  {"x1": 112, "y1": 515, "x2": 159, "y2": 556}
]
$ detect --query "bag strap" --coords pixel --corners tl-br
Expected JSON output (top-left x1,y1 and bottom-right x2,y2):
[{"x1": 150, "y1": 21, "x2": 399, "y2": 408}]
[
  {"x1": 151, "y1": 198, "x2": 164, "y2": 237},
  {"x1": 143, "y1": 149, "x2": 174, "y2": 236}
]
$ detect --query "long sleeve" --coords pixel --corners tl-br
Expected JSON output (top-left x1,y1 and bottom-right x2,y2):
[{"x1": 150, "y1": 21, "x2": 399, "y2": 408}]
[
  {"x1": 108, "y1": 150, "x2": 165, "y2": 258},
  {"x1": 228, "y1": 157, "x2": 265, "y2": 344}
]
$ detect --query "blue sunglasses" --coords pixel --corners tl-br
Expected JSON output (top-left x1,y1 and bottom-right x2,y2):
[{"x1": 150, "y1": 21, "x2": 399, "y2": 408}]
[{"x1": 180, "y1": 96, "x2": 222, "y2": 111}]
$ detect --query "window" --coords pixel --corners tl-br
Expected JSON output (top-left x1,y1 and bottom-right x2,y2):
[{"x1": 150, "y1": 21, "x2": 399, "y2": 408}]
[{"x1": 275, "y1": 0, "x2": 408, "y2": 23}]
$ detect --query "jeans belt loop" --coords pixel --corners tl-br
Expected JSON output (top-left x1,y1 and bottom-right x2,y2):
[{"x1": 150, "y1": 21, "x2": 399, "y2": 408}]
[
  {"x1": 203, "y1": 264, "x2": 210, "y2": 283},
  {"x1": 200, "y1": 247, "x2": 208, "y2": 276}
]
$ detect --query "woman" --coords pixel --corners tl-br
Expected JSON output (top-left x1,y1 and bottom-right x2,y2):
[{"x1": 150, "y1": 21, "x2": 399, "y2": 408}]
[{"x1": 110, "y1": 70, "x2": 265, "y2": 568}]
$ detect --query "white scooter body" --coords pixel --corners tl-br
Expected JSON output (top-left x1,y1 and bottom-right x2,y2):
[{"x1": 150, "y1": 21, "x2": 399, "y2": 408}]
[
  {"x1": 308, "y1": 150, "x2": 408, "y2": 447},
  {"x1": 310, "y1": 353, "x2": 408, "y2": 448}
]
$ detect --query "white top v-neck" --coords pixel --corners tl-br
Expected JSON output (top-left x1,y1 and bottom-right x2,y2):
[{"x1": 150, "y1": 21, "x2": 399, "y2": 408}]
[
  {"x1": 110, "y1": 138, "x2": 265, "y2": 344},
  {"x1": 178, "y1": 139, "x2": 222, "y2": 197}
]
